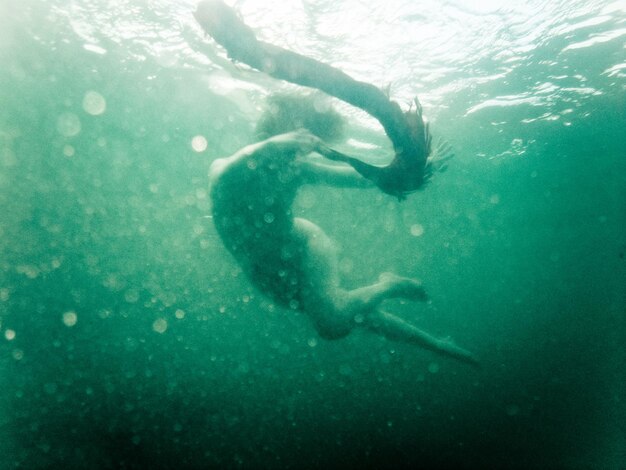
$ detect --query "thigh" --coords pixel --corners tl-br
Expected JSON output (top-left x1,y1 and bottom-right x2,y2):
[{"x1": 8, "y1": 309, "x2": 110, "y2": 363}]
[
  {"x1": 292, "y1": 217, "x2": 340, "y2": 291},
  {"x1": 291, "y1": 218, "x2": 353, "y2": 338}
]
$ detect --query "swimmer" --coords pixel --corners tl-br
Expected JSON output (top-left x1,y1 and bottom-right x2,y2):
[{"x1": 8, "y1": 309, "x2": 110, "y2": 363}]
[{"x1": 208, "y1": 95, "x2": 478, "y2": 367}]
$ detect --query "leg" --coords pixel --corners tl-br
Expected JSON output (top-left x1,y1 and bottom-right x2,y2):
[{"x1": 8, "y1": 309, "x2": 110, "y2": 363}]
[
  {"x1": 304, "y1": 273, "x2": 429, "y2": 341},
  {"x1": 292, "y1": 218, "x2": 354, "y2": 339},
  {"x1": 342, "y1": 277, "x2": 479, "y2": 367},
  {"x1": 292, "y1": 218, "x2": 428, "y2": 337},
  {"x1": 291, "y1": 219, "x2": 479, "y2": 367},
  {"x1": 364, "y1": 310, "x2": 480, "y2": 367},
  {"x1": 344, "y1": 272, "x2": 428, "y2": 313}
]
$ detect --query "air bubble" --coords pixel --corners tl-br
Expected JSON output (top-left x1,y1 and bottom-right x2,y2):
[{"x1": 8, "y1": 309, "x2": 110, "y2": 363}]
[
  {"x1": 410, "y1": 224, "x2": 424, "y2": 237},
  {"x1": 124, "y1": 289, "x2": 139, "y2": 303},
  {"x1": 152, "y1": 318, "x2": 167, "y2": 334},
  {"x1": 191, "y1": 135, "x2": 208, "y2": 152},
  {"x1": 82, "y1": 91, "x2": 106, "y2": 115},
  {"x1": 62, "y1": 311, "x2": 78, "y2": 327},
  {"x1": 63, "y1": 145, "x2": 75, "y2": 157},
  {"x1": 56, "y1": 113, "x2": 81, "y2": 137}
]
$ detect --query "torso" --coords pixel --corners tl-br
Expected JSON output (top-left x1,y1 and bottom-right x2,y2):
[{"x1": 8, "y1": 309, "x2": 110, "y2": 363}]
[{"x1": 209, "y1": 148, "x2": 306, "y2": 307}]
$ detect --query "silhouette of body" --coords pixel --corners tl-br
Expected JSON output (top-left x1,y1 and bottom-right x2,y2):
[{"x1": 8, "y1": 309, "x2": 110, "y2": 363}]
[{"x1": 209, "y1": 98, "x2": 478, "y2": 366}]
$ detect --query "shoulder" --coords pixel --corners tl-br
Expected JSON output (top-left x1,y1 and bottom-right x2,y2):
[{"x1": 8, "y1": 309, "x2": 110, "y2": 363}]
[
  {"x1": 208, "y1": 142, "x2": 259, "y2": 181},
  {"x1": 208, "y1": 157, "x2": 229, "y2": 192},
  {"x1": 209, "y1": 156, "x2": 228, "y2": 179}
]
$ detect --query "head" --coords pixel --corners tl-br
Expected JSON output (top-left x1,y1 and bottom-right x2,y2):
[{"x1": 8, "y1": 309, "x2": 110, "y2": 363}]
[{"x1": 256, "y1": 92, "x2": 345, "y2": 143}]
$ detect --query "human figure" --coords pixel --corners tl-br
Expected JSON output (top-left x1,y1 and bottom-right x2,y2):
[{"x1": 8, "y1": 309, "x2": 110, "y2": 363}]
[{"x1": 209, "y1": 95, "x2": 478, "y2": 366}]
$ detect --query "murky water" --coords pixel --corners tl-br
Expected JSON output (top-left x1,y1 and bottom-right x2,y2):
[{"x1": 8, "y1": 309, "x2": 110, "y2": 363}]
[{"x1": 1, "y1": 0, "x2": 624, "y2": 468}]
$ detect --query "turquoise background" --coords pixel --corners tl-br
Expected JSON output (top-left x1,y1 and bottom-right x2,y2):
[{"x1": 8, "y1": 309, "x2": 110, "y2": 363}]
[{"x1": 1, "y1": 0, "x2": 624, "y2": 467}]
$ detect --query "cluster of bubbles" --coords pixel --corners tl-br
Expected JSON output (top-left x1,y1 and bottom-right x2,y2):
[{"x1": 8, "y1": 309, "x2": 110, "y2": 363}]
[{"x1": 56, "y1": 90, "x2": 107, "y2": 139}]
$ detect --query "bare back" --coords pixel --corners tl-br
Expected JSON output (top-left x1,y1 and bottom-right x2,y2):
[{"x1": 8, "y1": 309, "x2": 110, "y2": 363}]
[{"x1": 209, "y1": 133, "x2": 320, "y2": 309}]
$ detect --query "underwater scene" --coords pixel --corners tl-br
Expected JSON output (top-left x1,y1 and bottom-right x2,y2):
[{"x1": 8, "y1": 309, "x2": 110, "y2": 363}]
[{"x1": 0, "y1": 0, "x2": 624, "y2": 468}]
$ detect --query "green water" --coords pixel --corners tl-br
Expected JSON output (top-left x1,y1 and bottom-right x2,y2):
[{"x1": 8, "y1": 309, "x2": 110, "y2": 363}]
[{"x1": 1, "y1": 0, "x2": 624, "y2": 468}]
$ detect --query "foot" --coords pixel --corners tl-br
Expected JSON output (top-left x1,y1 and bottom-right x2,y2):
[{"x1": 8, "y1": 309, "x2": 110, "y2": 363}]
[
  {"x1": 378, "y1": 272, "x2": 428, "y2": 302},
  {"x1": 437, "y1": 337, "x2": 481, "y2": 368}
]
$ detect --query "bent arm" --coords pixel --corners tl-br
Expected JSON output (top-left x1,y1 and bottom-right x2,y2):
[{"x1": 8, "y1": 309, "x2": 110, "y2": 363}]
[
  {"x1": 211, "y1": 130, "x2": 320, "y2": 175},
  {"x1": 211, "y1": 129, "x2": 373, "y2": 189}
]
